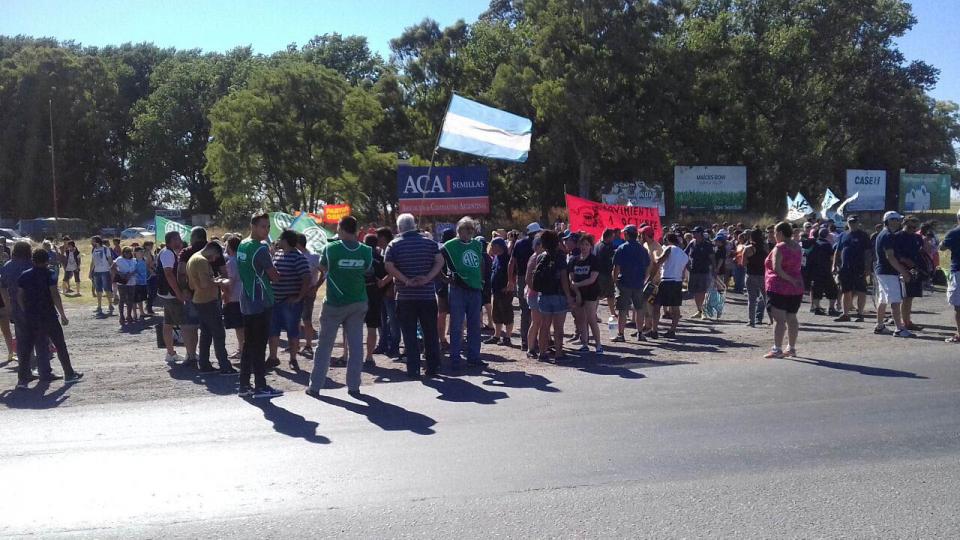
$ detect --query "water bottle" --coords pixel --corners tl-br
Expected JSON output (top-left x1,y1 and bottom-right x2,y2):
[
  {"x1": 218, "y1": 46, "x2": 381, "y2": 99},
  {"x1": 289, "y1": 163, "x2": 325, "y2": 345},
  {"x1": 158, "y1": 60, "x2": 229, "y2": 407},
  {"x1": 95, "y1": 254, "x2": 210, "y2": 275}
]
[{"x1": 608, "y1": 317, "x2": 617, "y2": 338}]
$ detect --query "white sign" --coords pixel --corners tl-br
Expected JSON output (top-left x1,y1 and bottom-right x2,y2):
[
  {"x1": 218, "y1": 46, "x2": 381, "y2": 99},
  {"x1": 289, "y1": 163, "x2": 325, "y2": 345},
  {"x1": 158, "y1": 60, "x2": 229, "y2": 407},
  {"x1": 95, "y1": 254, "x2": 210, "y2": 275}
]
[
  {"x1": 601, "y1": 181, "x2": 665, "y2": 215},
  {"x1": 845, "y1": 170, "x2": 886, "y2": 211},
  {"x1": 674, "y1": 166, "x2": 747, "y2": 211}
]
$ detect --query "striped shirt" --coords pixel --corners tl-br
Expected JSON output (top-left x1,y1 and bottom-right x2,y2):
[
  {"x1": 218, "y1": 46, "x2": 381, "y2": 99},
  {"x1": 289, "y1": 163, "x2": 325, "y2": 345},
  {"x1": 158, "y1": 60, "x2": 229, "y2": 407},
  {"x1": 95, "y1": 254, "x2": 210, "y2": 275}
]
[
  {"x1": 384, "y1": 231, "x2": 439, "y2": 301},
  {"x1": 271, "y1": 249, "x2": 310, "y2": 301}
]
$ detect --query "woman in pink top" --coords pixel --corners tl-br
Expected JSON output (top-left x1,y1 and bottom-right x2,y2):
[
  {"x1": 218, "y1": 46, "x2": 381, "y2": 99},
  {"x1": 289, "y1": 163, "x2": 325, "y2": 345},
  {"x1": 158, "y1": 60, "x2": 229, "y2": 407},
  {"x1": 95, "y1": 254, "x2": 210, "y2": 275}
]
[{"x1": 764, "y1": 221, "x2": 805, "y2": 358}]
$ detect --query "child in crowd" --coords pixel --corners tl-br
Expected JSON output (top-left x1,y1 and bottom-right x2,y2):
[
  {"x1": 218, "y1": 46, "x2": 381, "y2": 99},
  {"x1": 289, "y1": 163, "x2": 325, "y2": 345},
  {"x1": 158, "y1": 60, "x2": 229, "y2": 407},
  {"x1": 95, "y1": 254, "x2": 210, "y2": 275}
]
[
  {"x1": 61, "y1": 240, "x2": 82, "y2": 294},
  {"x1": 111, "y1": 246, "x2": 138, "y2": 326}
]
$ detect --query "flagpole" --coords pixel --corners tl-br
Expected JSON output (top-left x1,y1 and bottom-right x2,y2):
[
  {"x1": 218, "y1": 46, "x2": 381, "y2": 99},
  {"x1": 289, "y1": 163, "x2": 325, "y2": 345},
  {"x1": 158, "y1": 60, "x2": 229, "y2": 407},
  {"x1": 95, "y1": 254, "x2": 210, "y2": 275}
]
[{"x1": 416, "y1": 94, "x2": 455, "y2": 230}]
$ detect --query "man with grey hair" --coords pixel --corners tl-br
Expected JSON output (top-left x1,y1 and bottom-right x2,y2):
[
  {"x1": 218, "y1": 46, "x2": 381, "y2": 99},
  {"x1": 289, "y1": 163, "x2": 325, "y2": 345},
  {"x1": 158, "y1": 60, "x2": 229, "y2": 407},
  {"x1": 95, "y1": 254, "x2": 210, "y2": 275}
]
[
  {"x1": 441, "y1": 217, "x2": 485, "y2": 370},
  {"x1": 385, "y1": 214, "x2": 445, "y2": 378}
]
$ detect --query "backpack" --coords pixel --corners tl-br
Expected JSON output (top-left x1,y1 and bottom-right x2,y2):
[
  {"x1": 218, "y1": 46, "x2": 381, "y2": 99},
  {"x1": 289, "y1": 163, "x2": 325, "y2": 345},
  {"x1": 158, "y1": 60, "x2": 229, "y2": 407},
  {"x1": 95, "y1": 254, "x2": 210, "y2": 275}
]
[{"x1": 532, "y1": 253, "x2": 559, "y2": 294}]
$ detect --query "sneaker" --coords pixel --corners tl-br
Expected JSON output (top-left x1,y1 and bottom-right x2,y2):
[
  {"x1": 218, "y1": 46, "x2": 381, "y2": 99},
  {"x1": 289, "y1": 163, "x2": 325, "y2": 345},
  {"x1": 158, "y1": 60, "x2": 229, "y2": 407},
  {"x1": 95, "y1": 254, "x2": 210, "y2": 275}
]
[
  {"x1": 331, "y1": 357, "x2": 347, "y2": 367},
  {"x1": 289, "y1": 358, "x2": 300, "y2": 371},
  {"x1": 39, "y1": 373, "x2": 63, "y2": 382},
  {"x1": 854, "y1": 314, "x2": 865, "y2": 323},
  {"x1": 812, "y1": 308, "x2": 826, "y2": 316},
  {"x1": 300, "y1": 346, "x2": 314, "y2": 357},
  {"x1": 252, "y1": 386, "x2": 283, "y2": 399},
  {"x1": 595, "y1": 345, "x2": 604, "y2": 354},
  {"x1": 363, "y1": 358, "x2": 376, "y2": 369},
  {"x1": 266, "y1": 357, "x2": 281, "y2": 369},
  {"x1": 828, "y1": 308, "x2": 842, "y2": 317},
  {"x1": 526, "y1": 349, "x2": 539, "y2": 359},
  {"x1": 647, "y1": 330, "x2": 659, "y2": 339},
  {"x1": 198, "y1": 364, "x2": 219, "y2": 374},
  {"x1": 6, "y1": 352, "x2": 17, "y2": 363},
  {"x1": 219, "y1": 366, "x2": 239, "y2": 376},
  {"x1": 784, "y1": 348, "x2": 798, "y2": 357},
  {"x1": 238, "y1": 386, "x2": 254, "y2": 398},
  {"x1": 483, "y1": 336, "x2": 499, "y2": 345},
  {"x1": 500, "y1": 337, "x2": 512, "y2": 347},
  {"x1": 764, "y1": 349, "x2": 784, "y2": 359},
  {"x1": 874, "y1": 325, "x2": 891, "y2": 335},
  {"x1": 833, "y1": 314, "x2": 851, "y2": 322},
  {"x1": 893, "y1": 329, "x2": 915, "y2": 338},
  {"x1": 612, "y1": 334, "x2": 626, "y2": 343},
  {"x1": 578, "y1": 344, "x2": 590, "y2": 352},
  {"x1": 663, "y1": 330, "x2": 676, "y2": 339},
  {"x1": 64, "y1": 372, "x2": 84, "y2": 383}
]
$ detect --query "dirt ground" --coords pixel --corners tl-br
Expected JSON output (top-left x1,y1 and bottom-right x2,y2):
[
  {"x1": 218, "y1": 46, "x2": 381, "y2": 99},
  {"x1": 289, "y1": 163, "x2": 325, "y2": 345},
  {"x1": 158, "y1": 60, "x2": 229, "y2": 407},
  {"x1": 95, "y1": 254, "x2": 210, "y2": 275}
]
[{"x1": 1, "y1": 285, "x2": 958, "y2": 409}]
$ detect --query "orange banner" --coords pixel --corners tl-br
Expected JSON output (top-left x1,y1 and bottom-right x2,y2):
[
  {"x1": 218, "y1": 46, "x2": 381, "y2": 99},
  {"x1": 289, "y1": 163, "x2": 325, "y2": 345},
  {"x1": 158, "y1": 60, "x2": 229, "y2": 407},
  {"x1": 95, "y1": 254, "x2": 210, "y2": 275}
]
[
  {"x1": 565, "y1": 194, "x2": 662, "y2": 241},
  {"x1": 323, "y1": 204, "x2": 351, "y2": 224}
]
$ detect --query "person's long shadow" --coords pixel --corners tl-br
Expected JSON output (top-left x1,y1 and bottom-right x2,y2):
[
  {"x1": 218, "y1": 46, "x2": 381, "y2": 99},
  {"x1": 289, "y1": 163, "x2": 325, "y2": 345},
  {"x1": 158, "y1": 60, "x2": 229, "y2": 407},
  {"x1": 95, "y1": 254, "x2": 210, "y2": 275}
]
[
  {"x1": 166, "y1": 362, "x2": 237, "y2": 396},
  {"x1": 274, "y1": 365, "x2": 312, "y2": 386},
  {"x1": 244, "y1": 398, "x2": 330, "y2": 443},
  {"x1": 315, "y1": 394, "x2": 436, "y2": 435},
  {"x1": 422, "y1": 376, "x2": 508, "y2": 404},
  {"x1": 0, "y1": 381, "x2": 71, "y2": 409},
  {"x1": 579, "y1": 364, "x2": 647, "y2": 379},
  {"x1": 790, "y1": 357, "x2": 928, "y2": 379},
  {"x1": 366, "y1": 363, "x2": 414, "y2": 384},
  {"x1": 482, "y1": 367, "x2": 560, "y2": 392}
]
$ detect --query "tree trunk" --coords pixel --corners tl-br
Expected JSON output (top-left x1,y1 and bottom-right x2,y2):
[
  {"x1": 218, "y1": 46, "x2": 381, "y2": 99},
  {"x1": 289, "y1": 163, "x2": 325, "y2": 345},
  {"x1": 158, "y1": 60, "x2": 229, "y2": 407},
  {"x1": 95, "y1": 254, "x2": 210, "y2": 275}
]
[{"x1": 578, "y1": 158, "x2": 591, "y2": 198}]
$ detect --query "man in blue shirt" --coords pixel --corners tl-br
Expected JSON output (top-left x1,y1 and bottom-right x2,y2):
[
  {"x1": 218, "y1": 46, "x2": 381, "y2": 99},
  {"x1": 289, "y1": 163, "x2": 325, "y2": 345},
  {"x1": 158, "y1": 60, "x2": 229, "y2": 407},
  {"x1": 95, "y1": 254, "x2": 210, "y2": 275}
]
[
  {"x1": 939, "y1": 209, "x2": 960, "y2": 343},
  {"x1": 685, "y1": 227, "x2": 715, "y2": 318},
  {"x1": 832, "y1": 216, "x2": 871, "y2": 322},
  {"x1": 873, "y1": 211, "x2": 914, "y2": 338},
  {"x1": 612, "y1": 225, "x2": 651, "y2": 343}
]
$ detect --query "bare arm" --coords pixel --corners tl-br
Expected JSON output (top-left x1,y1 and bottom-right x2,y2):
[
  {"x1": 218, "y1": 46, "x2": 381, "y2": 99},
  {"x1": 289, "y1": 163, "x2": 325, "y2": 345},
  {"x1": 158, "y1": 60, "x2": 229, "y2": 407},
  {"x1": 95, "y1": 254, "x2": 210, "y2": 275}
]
[
  {"x1": 50, "y1": 284, "x2": 67, "y2": 323},
  {"x1": 163, "y1": 267, "x2": 184, "y2": 302},
  {"x1": 292, "y1": 272, "x2": 311, "y2": 303},
  {"x1": 384, "y1": 261, "x2": 410, "y2": 286}
]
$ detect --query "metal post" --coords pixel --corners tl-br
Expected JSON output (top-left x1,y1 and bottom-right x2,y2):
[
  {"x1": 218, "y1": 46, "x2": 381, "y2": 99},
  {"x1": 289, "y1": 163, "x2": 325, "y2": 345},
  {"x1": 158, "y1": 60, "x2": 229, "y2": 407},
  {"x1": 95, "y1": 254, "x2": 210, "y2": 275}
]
[{"x1": 49, "y1": 97, "x2": 58, "y2": 238}]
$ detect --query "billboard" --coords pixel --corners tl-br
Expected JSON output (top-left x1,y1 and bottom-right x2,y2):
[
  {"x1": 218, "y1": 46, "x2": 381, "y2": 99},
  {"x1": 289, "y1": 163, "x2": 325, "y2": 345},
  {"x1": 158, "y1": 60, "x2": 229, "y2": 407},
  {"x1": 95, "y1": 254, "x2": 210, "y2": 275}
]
[
  {"x1": 845, "y1": 170, "x2": 886, "y2": 211},
  {"x1": 601, "y1": 181, "x2": 665, "y2": 216},
  {"x1": 900, "y1": 172, "x2": 951, "y2": 212},
  {"x1": 674, "y1": 166, "x2": 747, "y2": 211},
  {"x1": 397, "y1": 166, "x2": 490, "y2": 215}
]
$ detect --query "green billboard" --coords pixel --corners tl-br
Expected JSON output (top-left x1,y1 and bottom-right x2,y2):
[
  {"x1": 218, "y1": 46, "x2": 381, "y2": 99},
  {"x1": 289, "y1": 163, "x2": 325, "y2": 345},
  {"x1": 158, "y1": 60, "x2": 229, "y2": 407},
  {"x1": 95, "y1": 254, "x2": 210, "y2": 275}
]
[{"x1": 900, "y1": 173, "x2": 952, "y2": 212}]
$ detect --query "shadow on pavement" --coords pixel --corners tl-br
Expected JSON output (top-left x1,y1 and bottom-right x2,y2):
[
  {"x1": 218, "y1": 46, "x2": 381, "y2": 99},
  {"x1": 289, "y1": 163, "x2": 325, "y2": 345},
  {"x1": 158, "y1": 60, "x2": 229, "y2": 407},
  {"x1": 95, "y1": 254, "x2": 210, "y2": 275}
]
[
  {"x1": 482, "y1": 367, "x2": 560, "y2": 392},
  {"x1": 791, "y1": 357, "x2": 928, "y2": 379},
  {"x1": 0, "y1": 381, "x2": 71, "y2": 409},
  {"x1": 166, "y1": 362, "x2": 237, "y2": 396},
  {"x1": 316, "y1": 394, "x2": 437, "y2": 435},
  {"x1": 245, "y1": 398, "x2": 330, "y2": 443},
  {"x1": 422, "y1": 375, "x2": 508, "y2": 404}
]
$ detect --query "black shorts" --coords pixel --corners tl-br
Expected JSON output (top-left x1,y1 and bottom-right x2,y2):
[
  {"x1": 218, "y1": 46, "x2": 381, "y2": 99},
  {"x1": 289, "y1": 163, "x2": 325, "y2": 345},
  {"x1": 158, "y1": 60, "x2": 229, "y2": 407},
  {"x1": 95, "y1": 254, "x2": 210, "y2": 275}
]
[
  {"x1": 811, "y1": 278, "x2": 838, "y2": 301},
  {"x1": 904, "y1": 278, "x2": 923, "y2": 299},
  {"x1": 838, "y1": 271, "x2": 867, "y2": 294},
  {"x1": 768, "y1": 292, "x2": 803, "y2": 314},
  {"x1": 492, "y1": 290, "x2": 514, "y2": 325},
  {"x1": 654, "y1": 280, "x2": 683, "y2": 307},
  {"x1": 223, "y1": 302, "x2": 243, "y2": 329},
  {"x1": 482, "y1": 286, "x2": 492, "y2": 306},
  {"x1": 365, "y1": 295, "x2": 383, "y2": 328}
]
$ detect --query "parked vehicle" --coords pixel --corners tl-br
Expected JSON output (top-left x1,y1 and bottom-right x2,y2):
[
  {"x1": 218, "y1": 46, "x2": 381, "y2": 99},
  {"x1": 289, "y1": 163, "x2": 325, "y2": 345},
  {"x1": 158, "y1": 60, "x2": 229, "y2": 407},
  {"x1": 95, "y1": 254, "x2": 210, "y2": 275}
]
[
  {"x1": 121, "y1": 227, "x2": 155, "y2": 239},
  {"x1": 0, "y1": 228, "x2": 29, "y2": 243}
]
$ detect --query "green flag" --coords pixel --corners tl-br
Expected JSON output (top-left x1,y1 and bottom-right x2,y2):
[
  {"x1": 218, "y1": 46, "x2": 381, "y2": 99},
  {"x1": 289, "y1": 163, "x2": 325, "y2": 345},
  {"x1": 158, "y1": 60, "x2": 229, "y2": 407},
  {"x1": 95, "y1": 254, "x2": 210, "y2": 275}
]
[
  {"x1": 155, "y1": 215, "x2": 192, "y2": 241},
  {"x1": 268, "y1": 212, "x2": 296, "y2": 242},
  {"x1": 290, "y1": 214, "x2": 331, "y2": 255}
]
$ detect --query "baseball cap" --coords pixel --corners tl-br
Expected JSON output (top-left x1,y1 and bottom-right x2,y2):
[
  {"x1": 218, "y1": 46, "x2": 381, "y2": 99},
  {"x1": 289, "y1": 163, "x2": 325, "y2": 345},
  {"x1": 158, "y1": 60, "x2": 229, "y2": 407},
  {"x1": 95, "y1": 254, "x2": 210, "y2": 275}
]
[
  {"x1": 715, "y1": 232, "x2": 728, "y2": 241},
  {"x1": 883, "y1": 211, "x2": 903, "y2": 222},
  {"x1": 526, "y1": 222, "x2": 543, "y2": 234},
  {"x1": 691, "y1": 226, "x2": 704, "y2": 234}
]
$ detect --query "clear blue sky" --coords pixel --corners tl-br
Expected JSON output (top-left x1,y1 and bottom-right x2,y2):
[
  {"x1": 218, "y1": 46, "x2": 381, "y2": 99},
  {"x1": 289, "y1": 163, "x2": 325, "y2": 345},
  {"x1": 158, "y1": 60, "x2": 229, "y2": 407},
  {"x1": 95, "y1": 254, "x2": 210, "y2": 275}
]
[{"x1": 1, "y1": 0, "x2": 957, "y2": 102}]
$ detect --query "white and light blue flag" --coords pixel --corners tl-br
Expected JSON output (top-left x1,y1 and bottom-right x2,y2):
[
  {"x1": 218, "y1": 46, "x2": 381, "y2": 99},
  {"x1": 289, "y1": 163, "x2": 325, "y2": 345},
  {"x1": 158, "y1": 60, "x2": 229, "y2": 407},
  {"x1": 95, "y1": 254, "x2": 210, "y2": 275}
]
[{"x1": 438, "y1": 95, "x2": 532, "y2": 162}]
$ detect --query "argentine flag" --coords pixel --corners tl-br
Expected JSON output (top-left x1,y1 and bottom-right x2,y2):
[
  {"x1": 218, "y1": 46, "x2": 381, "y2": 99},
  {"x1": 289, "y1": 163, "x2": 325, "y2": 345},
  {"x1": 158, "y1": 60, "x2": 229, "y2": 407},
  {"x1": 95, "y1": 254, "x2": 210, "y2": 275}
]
[{"x1": 438, "y1": 95, "x2": 532, "y2": 162}]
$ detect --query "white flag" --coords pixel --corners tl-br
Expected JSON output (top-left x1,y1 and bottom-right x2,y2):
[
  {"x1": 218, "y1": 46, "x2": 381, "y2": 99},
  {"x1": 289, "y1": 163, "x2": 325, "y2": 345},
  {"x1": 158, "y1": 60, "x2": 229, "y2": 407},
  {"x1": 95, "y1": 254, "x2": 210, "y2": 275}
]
[
  {"x1": 786, "y1": 193, "x2": 813, "y2": 221},
  {"x1": 819, "y1": 189, "x2": 840, "y2": 219},
  {"x1": 835, "y1": 192, "x2": 859, "y2": 217}
]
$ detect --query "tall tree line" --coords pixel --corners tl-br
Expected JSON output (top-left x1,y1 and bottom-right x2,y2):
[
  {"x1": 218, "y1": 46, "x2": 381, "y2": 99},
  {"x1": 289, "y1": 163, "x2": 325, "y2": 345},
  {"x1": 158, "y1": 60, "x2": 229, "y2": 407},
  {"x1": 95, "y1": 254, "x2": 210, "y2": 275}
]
[{"x1": 1, "y1": 0, "x2": 958, "y2": 227}]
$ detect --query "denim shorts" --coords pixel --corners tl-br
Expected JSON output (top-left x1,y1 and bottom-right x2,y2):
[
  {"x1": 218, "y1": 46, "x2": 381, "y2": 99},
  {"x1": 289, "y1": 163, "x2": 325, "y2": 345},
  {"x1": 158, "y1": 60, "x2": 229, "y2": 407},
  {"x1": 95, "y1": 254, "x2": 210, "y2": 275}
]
[
  {"x1": 271, "y1": 300, "x2": 302, "y2": 338},
  {"x1": 183, "y1": 299, "x2": 201, "y2": 328},
  {"x1": 93, "y1": 272, "x2": 112, "y2": 293},
  {"x1": 537, "y1": 293, "x2": 568, "y2": 314}
]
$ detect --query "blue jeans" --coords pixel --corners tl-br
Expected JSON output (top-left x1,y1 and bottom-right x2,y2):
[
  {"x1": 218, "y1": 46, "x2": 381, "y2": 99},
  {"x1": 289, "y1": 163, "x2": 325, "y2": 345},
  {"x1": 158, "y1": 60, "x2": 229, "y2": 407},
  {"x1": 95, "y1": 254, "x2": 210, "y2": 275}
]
[
  {"x1": 733, "y1": 266, "x2": 745, "y2": 293},
  {"x1": 378, "y1": 296, "x2": 400, "y2": 353},
  {"x1": 448, "y1": 286, "x2": 482, "y2": 364}
]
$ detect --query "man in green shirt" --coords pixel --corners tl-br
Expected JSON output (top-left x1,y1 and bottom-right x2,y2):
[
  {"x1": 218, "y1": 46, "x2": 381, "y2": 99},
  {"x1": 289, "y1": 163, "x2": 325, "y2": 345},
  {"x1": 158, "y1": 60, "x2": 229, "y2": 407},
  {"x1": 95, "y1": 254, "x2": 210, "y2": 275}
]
[
  {"x1": 442, "y1": 216, "x2": 485, "y2": 370},
  {"x1": 307, "y1": 215, "x2": 373, "y2": 397}
]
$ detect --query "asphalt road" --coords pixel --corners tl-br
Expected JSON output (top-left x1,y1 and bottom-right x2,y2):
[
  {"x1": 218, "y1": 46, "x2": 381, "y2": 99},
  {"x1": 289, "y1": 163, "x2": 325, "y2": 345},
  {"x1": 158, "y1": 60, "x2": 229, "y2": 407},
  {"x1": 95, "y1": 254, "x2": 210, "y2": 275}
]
[{"x1": 3, "y1": 327, "x2": 959, "y2": 539}]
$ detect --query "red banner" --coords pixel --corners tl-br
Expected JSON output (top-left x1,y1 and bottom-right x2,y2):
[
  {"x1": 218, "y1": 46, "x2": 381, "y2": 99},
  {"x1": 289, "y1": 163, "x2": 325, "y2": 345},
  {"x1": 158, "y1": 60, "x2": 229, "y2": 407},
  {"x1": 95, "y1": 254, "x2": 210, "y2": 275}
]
[
  {"x1": 565, "y1": 194, "x2": 662, "y2": 241},
  {"x1": 323, "y1": 204, "x2": 351, "y2": 224}
]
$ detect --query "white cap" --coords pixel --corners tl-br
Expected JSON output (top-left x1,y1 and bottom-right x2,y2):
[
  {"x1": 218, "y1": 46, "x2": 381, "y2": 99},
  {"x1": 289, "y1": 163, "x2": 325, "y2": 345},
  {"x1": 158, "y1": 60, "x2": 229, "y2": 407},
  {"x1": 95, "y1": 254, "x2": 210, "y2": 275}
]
[
  {"x1": 526, "y1": 222, "x2": 543, "y2": 234},
  {"x1": 883, "y1": 211, "x2": 903, "y2": 222}
]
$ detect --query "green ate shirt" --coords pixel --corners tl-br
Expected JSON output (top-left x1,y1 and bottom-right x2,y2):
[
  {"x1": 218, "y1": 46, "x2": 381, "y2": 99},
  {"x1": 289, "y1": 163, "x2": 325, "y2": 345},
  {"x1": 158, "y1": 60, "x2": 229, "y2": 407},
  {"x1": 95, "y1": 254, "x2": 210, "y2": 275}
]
[
  {"x1": 321, "y1": 240, "x2": 373, "y2": 306},
  {"x1": 443, "y1": 237, "x2": 483, "y2": 290}
]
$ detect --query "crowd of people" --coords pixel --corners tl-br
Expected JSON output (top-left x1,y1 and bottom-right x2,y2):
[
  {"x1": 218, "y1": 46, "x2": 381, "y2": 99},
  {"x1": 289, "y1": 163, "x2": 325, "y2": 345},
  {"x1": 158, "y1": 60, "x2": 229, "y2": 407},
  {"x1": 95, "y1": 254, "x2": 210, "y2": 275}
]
[{"x1": 1, "y1": 207, "x2": 959, "y2": 397}]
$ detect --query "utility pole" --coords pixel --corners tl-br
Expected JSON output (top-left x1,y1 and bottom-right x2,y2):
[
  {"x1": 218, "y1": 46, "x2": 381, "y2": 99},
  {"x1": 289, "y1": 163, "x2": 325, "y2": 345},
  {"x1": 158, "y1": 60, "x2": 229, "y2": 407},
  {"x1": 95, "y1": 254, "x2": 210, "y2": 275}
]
[{"x1": 49, "y1": 94, "x2": 59, "y2": 238}]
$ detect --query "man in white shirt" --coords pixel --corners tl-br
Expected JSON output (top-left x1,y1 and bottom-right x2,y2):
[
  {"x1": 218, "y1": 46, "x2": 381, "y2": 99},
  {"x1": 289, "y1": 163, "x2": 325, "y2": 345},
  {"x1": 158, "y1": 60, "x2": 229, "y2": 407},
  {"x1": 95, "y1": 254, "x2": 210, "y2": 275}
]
[
  {"x1": 156, "y1": 231, "x2": 186, "y2": 364},
  {"x1": 651, "y1": 233, "x2": 690, "y2": 338},
  {"x1": 88, "y1": 236, "x2": 115, "y2": 316}
]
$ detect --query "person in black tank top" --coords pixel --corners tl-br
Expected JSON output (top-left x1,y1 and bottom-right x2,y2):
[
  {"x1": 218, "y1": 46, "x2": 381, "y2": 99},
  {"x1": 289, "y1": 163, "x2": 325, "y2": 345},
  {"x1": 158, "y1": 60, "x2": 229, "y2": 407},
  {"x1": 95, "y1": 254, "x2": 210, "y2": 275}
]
[{"x1": 744, "y1": 228, "x2": 769, "y2": 326}]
